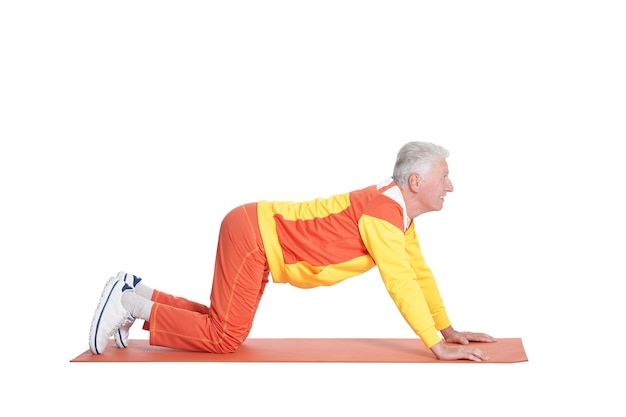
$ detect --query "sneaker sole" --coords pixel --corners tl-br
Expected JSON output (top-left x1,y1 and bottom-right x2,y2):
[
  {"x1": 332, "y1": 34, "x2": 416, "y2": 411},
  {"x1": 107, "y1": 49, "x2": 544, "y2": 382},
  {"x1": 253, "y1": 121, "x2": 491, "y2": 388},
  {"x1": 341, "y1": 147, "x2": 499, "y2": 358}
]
[{"x1": 89, "y1": 277, "x2": 122, "y2": 354}]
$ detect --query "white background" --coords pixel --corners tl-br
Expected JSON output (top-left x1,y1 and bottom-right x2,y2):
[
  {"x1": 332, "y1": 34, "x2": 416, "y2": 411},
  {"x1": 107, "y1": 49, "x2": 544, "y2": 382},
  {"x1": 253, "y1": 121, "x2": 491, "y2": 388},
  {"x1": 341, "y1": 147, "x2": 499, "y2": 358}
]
[{"x1": 2, "y1": 1, "x2": 625, "y2": 415}]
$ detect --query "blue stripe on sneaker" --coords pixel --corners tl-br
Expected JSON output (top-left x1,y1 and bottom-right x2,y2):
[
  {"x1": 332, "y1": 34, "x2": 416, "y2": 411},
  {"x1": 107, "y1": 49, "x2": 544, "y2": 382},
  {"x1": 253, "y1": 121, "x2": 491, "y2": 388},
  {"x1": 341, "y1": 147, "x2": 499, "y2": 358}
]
[
  {"x1": 92, "y1": 280, "x2": 120, "y2": 354},
  {"x1": 122, "y1": 272, "x2": 141, "y2": 287},
  {"x1": 116, "y1": 328, "x2": 127, "y2": 348}
]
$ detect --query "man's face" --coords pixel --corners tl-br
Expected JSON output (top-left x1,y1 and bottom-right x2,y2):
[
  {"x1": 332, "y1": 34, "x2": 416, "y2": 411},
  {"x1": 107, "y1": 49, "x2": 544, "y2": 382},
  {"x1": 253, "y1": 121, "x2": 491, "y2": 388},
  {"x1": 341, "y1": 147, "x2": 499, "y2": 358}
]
[{"x1": 417, "y1": 159, "x2": 454, "y2": 212}]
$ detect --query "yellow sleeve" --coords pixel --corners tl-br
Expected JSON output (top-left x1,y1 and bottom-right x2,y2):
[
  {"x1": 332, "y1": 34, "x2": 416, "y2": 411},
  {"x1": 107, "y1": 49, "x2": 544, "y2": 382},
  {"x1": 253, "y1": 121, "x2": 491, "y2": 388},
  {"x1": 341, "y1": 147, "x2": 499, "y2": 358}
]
[
  {"x1": 404, "y1": 222, "x2": 451, "y2": 332},
  {"x1": 358, "y1": 215, "x2": 444, "y2": 348}
]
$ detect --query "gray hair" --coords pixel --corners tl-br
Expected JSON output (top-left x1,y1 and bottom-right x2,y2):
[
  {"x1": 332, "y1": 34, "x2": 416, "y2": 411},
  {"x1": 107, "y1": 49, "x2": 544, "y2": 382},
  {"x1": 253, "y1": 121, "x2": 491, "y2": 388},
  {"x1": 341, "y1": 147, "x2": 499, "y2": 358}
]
[{"x1": 392, "y1": 141, "x2": 450, "y2": 186}]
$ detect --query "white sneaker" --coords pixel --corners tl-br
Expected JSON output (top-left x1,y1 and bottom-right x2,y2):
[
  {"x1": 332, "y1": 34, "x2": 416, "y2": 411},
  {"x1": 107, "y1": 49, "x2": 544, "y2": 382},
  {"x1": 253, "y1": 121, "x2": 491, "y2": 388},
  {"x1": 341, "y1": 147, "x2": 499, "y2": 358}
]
[
  {"x1": 116, "y1": 271, "x2": 142, "y2": 288},
  {"x1": 89, "y1": 277, "x2": 134, "y2": 354},
  {"x1": 113, "y1": 272, "x2": 142, "y2": 348}
]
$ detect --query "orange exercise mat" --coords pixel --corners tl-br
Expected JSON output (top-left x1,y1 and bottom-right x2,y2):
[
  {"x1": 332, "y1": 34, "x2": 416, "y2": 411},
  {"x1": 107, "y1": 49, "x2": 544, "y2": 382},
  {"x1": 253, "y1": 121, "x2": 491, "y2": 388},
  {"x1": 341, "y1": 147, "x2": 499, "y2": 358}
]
[{"x1": 71, "y1": 338, "x2": 527, "y2": 363}]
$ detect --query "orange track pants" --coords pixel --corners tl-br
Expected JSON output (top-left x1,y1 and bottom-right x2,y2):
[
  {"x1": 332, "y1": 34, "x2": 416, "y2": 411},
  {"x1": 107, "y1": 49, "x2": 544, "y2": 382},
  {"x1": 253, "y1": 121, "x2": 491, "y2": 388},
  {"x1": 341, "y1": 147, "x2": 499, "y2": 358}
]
[{"x1": 145, "y1": 203, "x2": 269, "y2": 353}]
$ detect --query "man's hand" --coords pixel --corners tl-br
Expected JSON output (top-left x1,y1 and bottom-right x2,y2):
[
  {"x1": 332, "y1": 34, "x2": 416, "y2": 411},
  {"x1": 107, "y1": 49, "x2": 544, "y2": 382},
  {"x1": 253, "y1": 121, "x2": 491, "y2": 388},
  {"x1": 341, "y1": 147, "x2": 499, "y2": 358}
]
[
  {"x1": 430, "y1": 340, "x2": 490, "y2": 362},
  {"x1": 428, "y1": 326, "x2": 496, "y2": 361},
  {"x1": 440, "y1": 326, "x2": 496, "y2": 345}
]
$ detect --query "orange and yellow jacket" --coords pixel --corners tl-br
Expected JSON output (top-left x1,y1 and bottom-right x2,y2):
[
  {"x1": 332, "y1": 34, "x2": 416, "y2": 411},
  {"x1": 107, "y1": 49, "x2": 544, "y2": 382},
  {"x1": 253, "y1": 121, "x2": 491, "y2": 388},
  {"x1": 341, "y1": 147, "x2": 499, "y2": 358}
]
[{"x1": 257, "y1": 177, "x2": 451, "y2": 348}]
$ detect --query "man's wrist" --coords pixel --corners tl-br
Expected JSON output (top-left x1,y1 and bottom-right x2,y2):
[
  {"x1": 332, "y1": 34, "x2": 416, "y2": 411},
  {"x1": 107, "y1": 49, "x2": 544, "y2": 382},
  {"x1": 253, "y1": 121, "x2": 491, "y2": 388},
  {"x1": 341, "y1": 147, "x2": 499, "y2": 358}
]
[{"x1": 440, "y1": 326, "x2": 454, "y2": 339}]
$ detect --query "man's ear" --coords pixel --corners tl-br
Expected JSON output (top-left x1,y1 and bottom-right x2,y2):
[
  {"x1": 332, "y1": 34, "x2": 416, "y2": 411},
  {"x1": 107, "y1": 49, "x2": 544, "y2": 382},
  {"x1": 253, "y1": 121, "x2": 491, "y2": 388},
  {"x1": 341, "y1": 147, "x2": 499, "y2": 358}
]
[{"x1": 408, "y1": 172, "x2": 421, "y2": 192}]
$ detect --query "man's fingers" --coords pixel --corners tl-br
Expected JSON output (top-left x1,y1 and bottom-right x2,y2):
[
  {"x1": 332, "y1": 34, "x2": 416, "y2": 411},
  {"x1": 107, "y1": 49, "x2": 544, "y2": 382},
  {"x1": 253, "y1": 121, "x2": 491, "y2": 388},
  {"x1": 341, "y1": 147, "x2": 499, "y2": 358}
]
[
  {"x1": 471, "y1": 348, "x2": 490, "y2": 361},
  {"x1": 466, "y1": 332, "x2": 497, "y2": 343}
]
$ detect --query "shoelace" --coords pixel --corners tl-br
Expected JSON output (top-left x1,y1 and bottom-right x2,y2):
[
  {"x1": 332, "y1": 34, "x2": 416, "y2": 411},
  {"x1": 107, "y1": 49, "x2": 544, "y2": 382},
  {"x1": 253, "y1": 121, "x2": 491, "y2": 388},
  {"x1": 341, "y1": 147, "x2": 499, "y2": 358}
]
[{"x1": 109, "y1": 313, "x2": 135, "y2": 336}]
